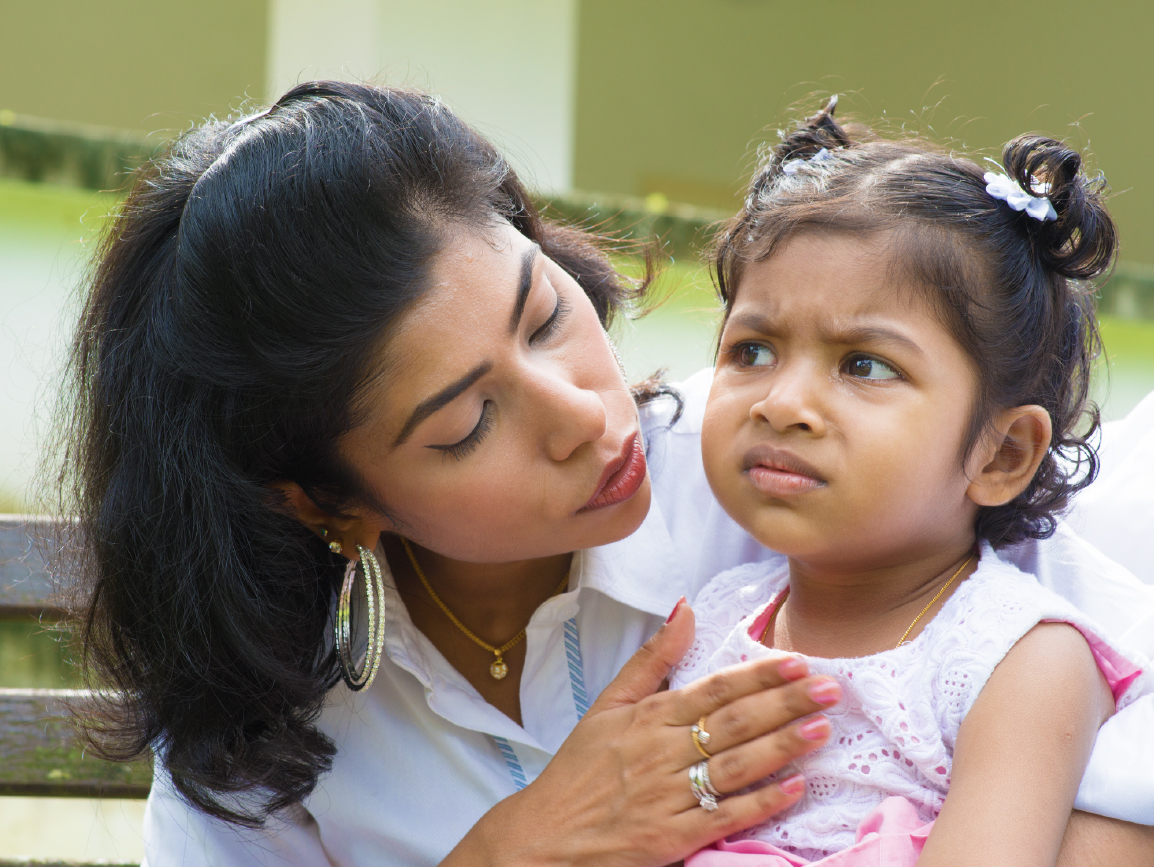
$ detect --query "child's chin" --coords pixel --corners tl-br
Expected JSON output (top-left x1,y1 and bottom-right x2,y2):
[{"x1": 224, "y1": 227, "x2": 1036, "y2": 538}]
[{"x1": 737, "y1": 512, "x2": 821, "y2": 558}]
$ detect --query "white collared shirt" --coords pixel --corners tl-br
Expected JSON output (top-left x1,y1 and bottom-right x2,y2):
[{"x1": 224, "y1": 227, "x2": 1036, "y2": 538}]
[{"x1": 142, "y1": 371, "x2": 1154, "y2": 865}]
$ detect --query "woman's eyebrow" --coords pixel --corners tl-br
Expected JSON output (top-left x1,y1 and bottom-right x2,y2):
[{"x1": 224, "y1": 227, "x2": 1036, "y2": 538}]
[
  {"x1": 508, "y1": 245, "x2": 541, "y2": 334},
  {"x1": 393, "y1": 362, "x2": 492, "y2": 447}
]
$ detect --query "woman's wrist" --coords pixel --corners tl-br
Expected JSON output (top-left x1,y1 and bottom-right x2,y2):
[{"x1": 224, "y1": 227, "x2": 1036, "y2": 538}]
[{"x1": 440, "y1": 787, "x2": 558, "y2": 867}]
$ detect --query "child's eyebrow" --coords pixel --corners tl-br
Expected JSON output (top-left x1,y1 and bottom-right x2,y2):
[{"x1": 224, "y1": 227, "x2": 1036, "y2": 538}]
[
  {"x1": 727, "y1": 311, "x2": 925, "y2": 358},
  {"x1": 819, "y1": 324, "x2": 926, "y2": 358},
  {"x1": 727, "y1": 311, "x2": 781, "y2": 337}
]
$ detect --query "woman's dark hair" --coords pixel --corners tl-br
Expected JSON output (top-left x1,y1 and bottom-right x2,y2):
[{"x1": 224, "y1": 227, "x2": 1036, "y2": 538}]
[
  {"x1": 54, "y1": 81, "x2": 651, "y2": 826},
  {"x1": 714, "y1": 96, "x2": 1116, "y2": 547}
]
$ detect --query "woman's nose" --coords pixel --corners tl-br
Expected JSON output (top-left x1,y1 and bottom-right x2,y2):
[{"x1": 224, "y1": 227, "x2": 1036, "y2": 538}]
[
  {"x1": 749, "y1": 363, "x2": 827, "y2": 435},
  {"x1": 537, "y1": 374, "x2": 608, "y2": 462}
]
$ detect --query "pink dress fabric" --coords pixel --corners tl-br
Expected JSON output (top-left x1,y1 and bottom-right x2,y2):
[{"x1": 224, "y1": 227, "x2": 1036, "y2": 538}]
[
  {"x1": 671, "y1": 543, "x2": 1149, "y2": 865},
  {"x1": 689, "y1": 797, "x2": 932, "y2": 867}
]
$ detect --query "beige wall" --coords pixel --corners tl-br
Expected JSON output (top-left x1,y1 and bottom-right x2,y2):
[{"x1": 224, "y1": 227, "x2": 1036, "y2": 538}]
[
  {"x1": 1, "y1": 0, "x2": 267, "y2": 133},
  {"x1": 574, "y1": 0, "x2": 1154, "y2": 263},
  {"x1": 5, "y1": 0, "x2": 1151, "y2": 262},
  {"x1": 267, "y1": 0, "x2": 579, "y2": 193}
]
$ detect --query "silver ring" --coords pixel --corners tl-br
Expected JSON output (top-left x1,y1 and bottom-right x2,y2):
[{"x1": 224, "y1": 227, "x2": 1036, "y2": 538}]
[
  {"x1": 698, "y1": 760, "x2": 722, "y2": 798},
  {"x1": 689, "y1": 761, "x2": 719, "y2": 811}
]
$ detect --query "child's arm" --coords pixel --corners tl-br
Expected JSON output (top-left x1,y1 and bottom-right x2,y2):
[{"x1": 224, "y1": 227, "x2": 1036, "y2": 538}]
[{"x1": 917, "y1": 622, "x2": 1114, "y2": 867}]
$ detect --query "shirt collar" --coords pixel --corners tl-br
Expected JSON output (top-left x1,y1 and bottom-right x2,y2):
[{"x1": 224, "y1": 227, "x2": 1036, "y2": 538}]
[
  {"x1": 373, "y1": 547, "x2": 541, "y2": 745},
  {"x1": 570, "y1": 492, "x2": 689, "y2": 618}
]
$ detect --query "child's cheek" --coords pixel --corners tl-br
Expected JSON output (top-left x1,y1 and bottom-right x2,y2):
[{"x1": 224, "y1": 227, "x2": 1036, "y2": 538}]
[{"x1": 701, "y1": 386, "x2": 753, "y2": 525}]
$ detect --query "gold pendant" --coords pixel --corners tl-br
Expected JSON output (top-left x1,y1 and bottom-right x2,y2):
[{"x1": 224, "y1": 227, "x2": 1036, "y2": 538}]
[{"x1": 489, "y1": 657, "x2": 509, "y2": 680}]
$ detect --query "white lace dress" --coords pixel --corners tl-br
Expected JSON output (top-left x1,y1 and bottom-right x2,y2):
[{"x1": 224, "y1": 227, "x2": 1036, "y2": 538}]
[{"x1": 670, "y1": 543, "x2": 1148, "y2": 862}]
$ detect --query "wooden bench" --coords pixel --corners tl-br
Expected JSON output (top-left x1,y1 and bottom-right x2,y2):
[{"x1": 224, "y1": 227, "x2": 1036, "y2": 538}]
[{"x1": 1, "y1": 514, "x2": 148, "y2": 867}]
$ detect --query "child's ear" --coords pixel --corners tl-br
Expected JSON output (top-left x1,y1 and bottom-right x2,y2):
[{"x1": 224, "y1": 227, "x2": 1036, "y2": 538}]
[{"x1": 965, "y1": 406, "x2": 1053, "y2": 508}]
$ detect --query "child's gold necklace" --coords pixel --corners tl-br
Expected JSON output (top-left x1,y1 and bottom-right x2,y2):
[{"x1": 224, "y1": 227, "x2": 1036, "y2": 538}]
[
  {"x1": 401, "y1": 537, "x2": 570, "y2": 680},
  {"x1": 760, "y1": 554, "x2": 975, "y2": 649},
  {"x1": 894, "y1": 554, "x2": 973, "y2": 648}
]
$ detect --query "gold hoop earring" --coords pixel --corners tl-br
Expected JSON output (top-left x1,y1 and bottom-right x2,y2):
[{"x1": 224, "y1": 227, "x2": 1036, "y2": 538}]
[{"x1": 335, "y1": 545, "x2": 386, "y2": 691}]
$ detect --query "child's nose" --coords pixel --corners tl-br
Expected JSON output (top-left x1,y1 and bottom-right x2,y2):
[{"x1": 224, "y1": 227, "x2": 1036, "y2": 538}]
[{"x1": 749, "y1": 365, "x2": 826, "y2": 435}]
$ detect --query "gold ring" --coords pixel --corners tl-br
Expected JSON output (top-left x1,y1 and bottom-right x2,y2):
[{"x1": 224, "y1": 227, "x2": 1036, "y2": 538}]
[{"x1": 690, "y1": 715, "x2": 713, "y2": 759}]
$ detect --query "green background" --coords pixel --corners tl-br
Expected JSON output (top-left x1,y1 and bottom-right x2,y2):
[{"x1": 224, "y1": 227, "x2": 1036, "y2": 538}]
[{"x1": 1, "y1": 0, "x2": 1151, "y2": 263}]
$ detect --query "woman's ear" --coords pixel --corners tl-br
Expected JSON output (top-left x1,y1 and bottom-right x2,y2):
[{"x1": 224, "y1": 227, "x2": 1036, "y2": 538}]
[
  {"x1": 965, "y1": 406, "x2": 1053, "y2": 508},
  {"x1": 268, "y1": 481, "x2": 383, "y2": 559}
]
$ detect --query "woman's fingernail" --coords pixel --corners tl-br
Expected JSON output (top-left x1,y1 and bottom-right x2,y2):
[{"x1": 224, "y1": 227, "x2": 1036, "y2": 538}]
[
  {"x1": 665, "y1": 596, "x2": 687, "y2": 624},
  {"x1": 778, "y1": 657, "x2": 807, "y2": 680},
  {"x1": 807, "y1": 678, "x2": 841, "y2": 705},
  {"x1": 798, "y1": 716, "x2": 830, "y2": 741},
  {"x1": 779, "y1": 774, "x2": 806, "y2": 795}
]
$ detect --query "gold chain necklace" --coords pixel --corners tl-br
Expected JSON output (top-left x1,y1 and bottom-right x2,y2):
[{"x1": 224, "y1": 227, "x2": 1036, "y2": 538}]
[
  {"x1": 894, "y1": 554, "x2": 973, "y2": 648},
  {"x1": 400, "y1": 537, "x2": 571, "y2": 680},
  {"x1": 759, "y1": 554, "x2": 975, "y2": 649}
]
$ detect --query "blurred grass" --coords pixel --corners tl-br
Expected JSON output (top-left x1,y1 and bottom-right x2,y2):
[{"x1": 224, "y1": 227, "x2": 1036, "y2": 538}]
[
  {"x1": 0, "y1": 620, "x2": 81, "y2": 688},
  {"x1": 1100, "y1": 316, "x2": 1155, "y2": 361},
  {"x1": 0, "y1": 174, "x2": 120, "y2": 234}
]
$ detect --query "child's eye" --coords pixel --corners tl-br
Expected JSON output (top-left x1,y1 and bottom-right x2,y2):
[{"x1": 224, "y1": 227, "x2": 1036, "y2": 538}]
[
  {"x1": 736, "y1": 343, "x2": 777, "y2": 368},
  {"x1": 845, "y1": 356, "x2": 900, "y2": 380}
]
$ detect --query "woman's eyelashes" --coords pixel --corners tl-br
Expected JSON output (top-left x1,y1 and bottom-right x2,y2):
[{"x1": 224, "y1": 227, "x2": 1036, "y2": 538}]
[
  {"x1": 529, "y1": 292, "x2": 570, "y2": 344},
  {"x1": 427, "y1": 287, "x2": 570, "y2": 462},
  {"x1": 434, "y1": 400, "x2": 495, "y2": 460}
]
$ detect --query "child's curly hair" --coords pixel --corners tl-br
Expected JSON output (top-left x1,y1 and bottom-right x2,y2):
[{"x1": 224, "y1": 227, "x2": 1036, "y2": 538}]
[{"x1": 713, "y1": 97, "x2": 1117, "y2": 547}]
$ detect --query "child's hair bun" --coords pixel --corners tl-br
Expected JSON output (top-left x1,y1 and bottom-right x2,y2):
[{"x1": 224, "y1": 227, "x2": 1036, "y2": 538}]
[
  {"x1": 1000, "y1": 135, "x2": 1117, "y2": 281},
  {"x1": 773, "y1": 95, "x2": 853, "y2": 164}
]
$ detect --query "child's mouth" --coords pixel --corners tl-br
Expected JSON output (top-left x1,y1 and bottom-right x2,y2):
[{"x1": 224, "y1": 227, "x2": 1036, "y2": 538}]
[{"x1": 742, "y1": 446, "x2": 827, "y2": 497}]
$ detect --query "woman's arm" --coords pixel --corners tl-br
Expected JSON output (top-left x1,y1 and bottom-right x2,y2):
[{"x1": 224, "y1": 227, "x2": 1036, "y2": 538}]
[
  {"x1": 1056, "y1": 811, "x2": 1154, "y2": 867},
  {"x1": 442, "y1": 603, "x2": 839, "y2": 867},
  {"x1": 919, "y1": 623, "x2": 1114, "y2": 867}
]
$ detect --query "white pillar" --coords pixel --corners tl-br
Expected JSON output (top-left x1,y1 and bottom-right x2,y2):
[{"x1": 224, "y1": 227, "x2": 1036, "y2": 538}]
[{"x1": 266, "y1": 0, "x2": 577, "y2": 194}]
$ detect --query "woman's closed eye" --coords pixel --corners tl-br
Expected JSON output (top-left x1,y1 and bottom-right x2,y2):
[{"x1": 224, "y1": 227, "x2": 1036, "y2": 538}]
[
  {"x1": 529, "y1": 292, "x2": 570, "y2": 344},
  {"x1": 844, "y1": 355, "x2": 900, "y2": 381},
  {"x1": 431, "y1": 400, "x2": 495, "y2": 460}
]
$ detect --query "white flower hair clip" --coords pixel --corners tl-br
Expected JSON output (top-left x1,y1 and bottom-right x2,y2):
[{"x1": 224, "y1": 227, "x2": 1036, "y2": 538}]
[
  {"x1": 983, "y1": 171, "x2": 1058, "y2": 222},
  {"x1": 782, "y1": 147, "x2": 833, "y2": 175}
]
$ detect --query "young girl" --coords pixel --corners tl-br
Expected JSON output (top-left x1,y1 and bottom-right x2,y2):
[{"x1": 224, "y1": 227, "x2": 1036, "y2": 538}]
[{"x1": 670, "y1": 99, "x2": 1150, "y2": 866}]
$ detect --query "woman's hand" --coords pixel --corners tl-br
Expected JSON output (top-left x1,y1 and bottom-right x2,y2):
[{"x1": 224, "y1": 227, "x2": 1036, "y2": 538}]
[{"x1": 443, "y1": 601, "x2": 841, "y2": 867}]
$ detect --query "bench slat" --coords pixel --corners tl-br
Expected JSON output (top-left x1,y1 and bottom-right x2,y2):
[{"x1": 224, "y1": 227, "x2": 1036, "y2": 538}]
[
  {"x1": 0, "y1": 688, "x2": 151, "y2": 798},
  {"x1": 0, "y1": 515, "x2": 60, "y2": 616}
]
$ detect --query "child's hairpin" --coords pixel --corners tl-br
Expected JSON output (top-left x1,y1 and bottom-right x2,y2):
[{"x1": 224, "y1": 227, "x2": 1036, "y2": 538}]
[
  {"x1": 781, "y1": 147, "x2": 833, "y2": 175},
  {"x1": 983, "y1": 171, "x2": 1058, "y2": 222}
]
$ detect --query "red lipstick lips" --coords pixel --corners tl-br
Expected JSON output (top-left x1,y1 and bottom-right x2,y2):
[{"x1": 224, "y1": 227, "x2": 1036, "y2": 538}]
[
  {"x1": 743, "y1": 445, "x2": 827, "y2": 497},
  {"x1": 580, "y1": 433, "x2": 647, "y2": 512}
]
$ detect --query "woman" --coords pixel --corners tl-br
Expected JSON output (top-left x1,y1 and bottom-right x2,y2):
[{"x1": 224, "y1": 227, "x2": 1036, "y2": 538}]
[{"x1": 59, "y1": 82, "x2": 1151, "y2": 864}]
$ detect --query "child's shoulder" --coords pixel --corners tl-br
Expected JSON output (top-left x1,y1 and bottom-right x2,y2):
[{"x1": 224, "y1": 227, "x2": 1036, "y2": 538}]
[
  {"x1": 955, "y1": 543, "x2": 1101, "y2": 622},
  {"x1": 936, "y1": 544, "x2": 1150, "y2": 712},
  {"x1": 931, "y1": 545, "x2": 1086, "y2": 657}
]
